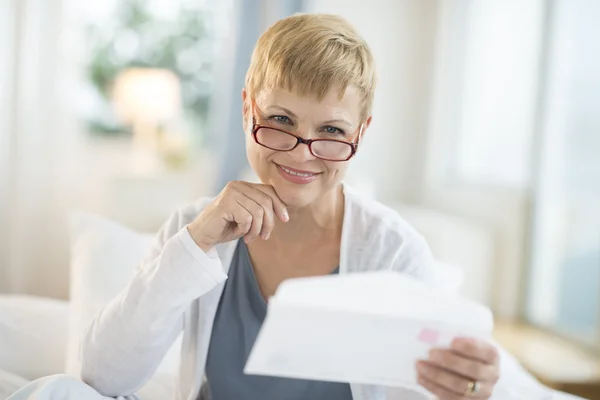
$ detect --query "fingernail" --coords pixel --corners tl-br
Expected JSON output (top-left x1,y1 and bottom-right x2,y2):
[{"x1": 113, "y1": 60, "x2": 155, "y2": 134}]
[
  {"x1": 282, "y1": 210, "x2": 289, "y2": 222},
  {"x1": 264, "y1": 232, "x2": 270, "y2": 240}
]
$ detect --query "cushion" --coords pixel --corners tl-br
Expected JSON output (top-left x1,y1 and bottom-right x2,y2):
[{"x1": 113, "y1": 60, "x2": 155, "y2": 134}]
[
  {"x1": 0, "y1": 295, "x2": 69, "y2": 381},
  {"x1": 0, "y1": 369, "x2": 29, "y2": 400},
  {"x1": 66, "y1": 211, "x2": 182, "y2": 383}
]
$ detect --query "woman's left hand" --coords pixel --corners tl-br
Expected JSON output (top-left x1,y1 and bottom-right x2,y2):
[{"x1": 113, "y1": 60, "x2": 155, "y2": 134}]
[{"x1": 416, "y1": 337, "x2": 500, "y2": 399}]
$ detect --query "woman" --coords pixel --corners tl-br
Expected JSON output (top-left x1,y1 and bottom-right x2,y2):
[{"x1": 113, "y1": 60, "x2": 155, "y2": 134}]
[
  {"x1": 81, "y1": 13, "x2": 501, "y2": 400},
  {"x1": 9, "y1": 13, "x2": 502, "y2": 400}
]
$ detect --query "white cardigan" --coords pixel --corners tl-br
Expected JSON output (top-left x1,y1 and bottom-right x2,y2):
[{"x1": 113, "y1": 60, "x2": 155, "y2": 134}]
[
  {"x1": 79, "y1": 184, "x2": 569, "y2": 400},
  {"x1": 80, "y1": 183, "x2": 442, "y2": 400}
]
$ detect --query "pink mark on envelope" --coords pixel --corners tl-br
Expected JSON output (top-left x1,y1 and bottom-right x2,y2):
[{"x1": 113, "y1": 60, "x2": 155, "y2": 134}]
[{"x1": 418, "y1": 328, "x2": 440, "y2": 345}]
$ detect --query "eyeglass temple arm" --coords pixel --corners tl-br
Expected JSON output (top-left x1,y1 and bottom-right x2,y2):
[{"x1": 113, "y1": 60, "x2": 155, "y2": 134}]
[
  {"x1": 250, "y1": 99, "x2": 259, "y2": 127},
  {"x1": 355, "y1": 123, "x2": 365, "y2": 145}
]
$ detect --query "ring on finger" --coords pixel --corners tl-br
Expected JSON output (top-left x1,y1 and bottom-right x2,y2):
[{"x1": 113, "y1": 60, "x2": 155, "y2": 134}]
[{"x1": 465, "y1": 380, "x2": 481, "y2": 396}]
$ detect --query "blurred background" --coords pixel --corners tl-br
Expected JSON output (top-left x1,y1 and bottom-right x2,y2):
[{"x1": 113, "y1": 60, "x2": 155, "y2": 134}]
[{"x1": 0, "y1": 0, "x2": 599, "y2": 398}]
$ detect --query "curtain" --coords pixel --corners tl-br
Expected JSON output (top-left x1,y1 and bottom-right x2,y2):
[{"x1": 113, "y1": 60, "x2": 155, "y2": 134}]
[
  {"x1": 0, "y1": 1, "x2": 18, "y2": 292},
  {"x1": 0, "y1": 0, "x2": 79, "y2": 298}
]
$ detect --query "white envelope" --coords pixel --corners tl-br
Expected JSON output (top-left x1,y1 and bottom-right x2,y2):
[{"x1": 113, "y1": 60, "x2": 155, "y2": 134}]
[{"x1": 244, "y1": 271, "x2": 494, "y2": 392}]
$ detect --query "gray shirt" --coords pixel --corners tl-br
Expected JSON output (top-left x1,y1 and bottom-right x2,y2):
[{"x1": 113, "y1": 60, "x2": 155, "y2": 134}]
[{"x1": 202, "y1": 239, "x2": 353, "y2": 400}]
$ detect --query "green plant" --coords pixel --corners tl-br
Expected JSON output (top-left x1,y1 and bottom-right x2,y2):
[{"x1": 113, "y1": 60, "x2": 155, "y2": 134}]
[{"x1": 85, "y1": 0, "x2": 214, "y2": 136}]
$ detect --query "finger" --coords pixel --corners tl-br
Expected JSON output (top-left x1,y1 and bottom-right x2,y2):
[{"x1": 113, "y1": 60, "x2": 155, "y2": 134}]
[
  {"x1": 233, "y1": 195, "x2": 264, "y2": 243},
  {"x1": 451, "y1": 338, "x2": 499, "y2": 366},
  {"x1": 428, "y1": 349, "x2": 499, "y2": 382},
  {"x1": 417, "y1": 374, "x2": 464, "y2": 400},
  {"x1": 417, "y1": 361, "x2": 492, "y2": 398},
  {"x1": 226, "y1": 201, "x2": 253, "y2": 237},
  {"x1": 237, "y1": 185, "x2": 277, "y2": 239},
  {"x1": 243, "y1": 182, "x2": 289, "y2": 222}
]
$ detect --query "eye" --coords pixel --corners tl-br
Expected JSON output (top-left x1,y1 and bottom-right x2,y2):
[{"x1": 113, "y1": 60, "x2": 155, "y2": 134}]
[
  {"x1": 322, "y1": 126, "x2": 345, "y2": 135},
  {"x1": 269, "y1": 115, "x2": 292, "y2": 124}
]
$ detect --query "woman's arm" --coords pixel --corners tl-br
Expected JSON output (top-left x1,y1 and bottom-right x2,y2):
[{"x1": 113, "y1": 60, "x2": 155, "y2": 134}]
[
  {"x1": 80, "y1": 203, "x2": 227, "y2": 397},
  {"x1": 80, "y1": 181, "x2": 288, "y2": 396}
]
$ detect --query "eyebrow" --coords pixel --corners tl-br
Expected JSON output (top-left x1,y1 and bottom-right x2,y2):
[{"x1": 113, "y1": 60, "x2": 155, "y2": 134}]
[
  {"x1": 269, "y1": 105, "x2": 298, "y2": 119},
  {"x1": 268, "y1": 105, "x2": 352, "y2": 127},
  {"x1": 322, "y1": 118, "x2": 352, "y2": 127}
]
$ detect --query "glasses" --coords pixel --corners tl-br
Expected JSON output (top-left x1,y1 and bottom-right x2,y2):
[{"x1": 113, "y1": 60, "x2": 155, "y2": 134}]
[{"x1": 251, "y1": 111, "x2": 364, "y2": 162}]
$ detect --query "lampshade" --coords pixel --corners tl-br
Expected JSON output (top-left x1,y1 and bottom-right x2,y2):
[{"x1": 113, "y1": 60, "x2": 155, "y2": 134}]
[{"x1": 112, "y1": 67, "x2": 182, "y2": 125}]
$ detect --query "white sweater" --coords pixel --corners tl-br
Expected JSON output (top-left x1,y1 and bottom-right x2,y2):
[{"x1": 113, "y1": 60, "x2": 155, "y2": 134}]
[{"x1": 79, "y1": 184, "x2": 571, "y2": 400}]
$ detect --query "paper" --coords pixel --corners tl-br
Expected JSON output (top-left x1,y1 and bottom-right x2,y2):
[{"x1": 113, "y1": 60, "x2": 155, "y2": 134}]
[{"x1": 244, "y1": 271, "x2": 493, "y2": 391}]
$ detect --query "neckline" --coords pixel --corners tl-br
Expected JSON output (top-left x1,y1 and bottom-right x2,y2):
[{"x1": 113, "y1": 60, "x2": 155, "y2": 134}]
[{"x1": 239, "y1": 239, "x2": 340, "y2": 307}]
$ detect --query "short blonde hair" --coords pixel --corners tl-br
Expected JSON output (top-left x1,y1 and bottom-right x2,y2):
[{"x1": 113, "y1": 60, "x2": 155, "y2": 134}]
[{"x1": 245, "y1": 13, "x2": 376, "y2": 119}]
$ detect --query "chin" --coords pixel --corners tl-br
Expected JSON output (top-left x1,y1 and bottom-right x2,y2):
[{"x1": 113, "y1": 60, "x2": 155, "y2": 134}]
[
  {"x1": 270, "y1": 179, "x2": 321, "y2": 209},
  {"x1": 253, "y1": 160, "x2": 335, "y2": 208}
]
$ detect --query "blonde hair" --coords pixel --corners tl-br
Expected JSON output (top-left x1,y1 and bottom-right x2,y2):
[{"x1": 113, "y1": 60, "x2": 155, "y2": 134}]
[{"x1": 245, "y1": 13, "x2": 376, "y2": 119}]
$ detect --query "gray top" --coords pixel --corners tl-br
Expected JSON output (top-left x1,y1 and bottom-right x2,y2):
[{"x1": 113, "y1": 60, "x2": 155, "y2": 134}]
[{"x1": 201, "y1": 239, "x2": 352, "y2": 400}]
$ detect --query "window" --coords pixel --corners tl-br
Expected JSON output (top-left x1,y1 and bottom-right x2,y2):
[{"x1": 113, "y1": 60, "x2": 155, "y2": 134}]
[
  {"x1": 429, "y1": 0, "x2": 546, "y2": 188},
  {"x1": 526, "y1": 0, "x2": 600, "y2": 350},
  {"x1": 454, "y1": 1, "x2": 545, "y2": 187}
]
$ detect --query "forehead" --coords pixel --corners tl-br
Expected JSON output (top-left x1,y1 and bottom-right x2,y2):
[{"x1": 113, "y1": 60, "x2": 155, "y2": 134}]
[{"x1": 255, "y1": 86, "x2": 362, "y2": 124}]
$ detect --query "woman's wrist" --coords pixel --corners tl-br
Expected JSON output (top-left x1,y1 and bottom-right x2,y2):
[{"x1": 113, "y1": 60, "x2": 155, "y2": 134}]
[{"x1": 186, "y1": 223, "x2": 215, "y2": 253}]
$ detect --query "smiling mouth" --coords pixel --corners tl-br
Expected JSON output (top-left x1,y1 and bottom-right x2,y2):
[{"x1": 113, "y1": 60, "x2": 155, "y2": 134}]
[{"x1": 275, "y1": 163, "x2": 320, "y2": 177}]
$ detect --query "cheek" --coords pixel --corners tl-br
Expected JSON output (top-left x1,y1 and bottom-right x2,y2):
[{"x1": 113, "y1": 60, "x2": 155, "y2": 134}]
[
  {"x1": 245, "y1": 135, "x2": 255, "y2": 158},
  {"x1": 325, "y1": 160, "x2": 349, "y2": 180},
  {"x1": 246, "y1": 138, "x2": 273, "y2": 168}
]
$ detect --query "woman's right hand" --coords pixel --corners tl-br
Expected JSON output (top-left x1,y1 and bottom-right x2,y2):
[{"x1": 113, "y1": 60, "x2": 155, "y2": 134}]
[{"x1": 187, "y1": 181, "x2": 289, "y2": 252}]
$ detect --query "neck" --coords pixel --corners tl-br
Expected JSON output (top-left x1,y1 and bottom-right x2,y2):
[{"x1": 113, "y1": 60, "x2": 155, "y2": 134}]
[{"x1": 274, "y1": 184, "x2": 345, "y2": 242}]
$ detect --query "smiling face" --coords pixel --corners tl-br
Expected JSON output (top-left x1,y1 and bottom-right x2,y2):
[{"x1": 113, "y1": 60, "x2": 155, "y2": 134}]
[{"x1": 243, "y1": 87, "x2": 371, "y2": 208}]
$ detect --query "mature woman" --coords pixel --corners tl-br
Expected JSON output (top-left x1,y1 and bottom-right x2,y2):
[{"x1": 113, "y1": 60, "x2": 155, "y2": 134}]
[
  {"x1": 82, "y1": 13, "x2": 502, "y2": 400},
  {"x1": 9, "y1": 13, "x2": 505, "y2": 400}
]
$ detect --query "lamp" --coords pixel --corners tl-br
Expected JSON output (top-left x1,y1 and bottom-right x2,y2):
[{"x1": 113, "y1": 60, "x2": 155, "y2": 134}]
[{"x1": 112, "y1": 68, "x2": 182, "y2": 171}]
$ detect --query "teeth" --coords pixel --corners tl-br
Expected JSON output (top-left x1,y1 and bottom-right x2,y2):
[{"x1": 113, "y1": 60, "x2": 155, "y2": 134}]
[{"x1": 280, "y1": 165, "x2": 314, "y2": 177}]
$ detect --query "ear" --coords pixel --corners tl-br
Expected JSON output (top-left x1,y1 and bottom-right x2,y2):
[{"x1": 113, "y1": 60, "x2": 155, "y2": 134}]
[{"x1": 242, "y1": 88, "x2": 249, "y2": 115}]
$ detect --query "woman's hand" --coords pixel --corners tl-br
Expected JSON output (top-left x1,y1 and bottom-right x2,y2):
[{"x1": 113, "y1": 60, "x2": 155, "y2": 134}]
[
  {"x1": 416, "y1": 337, "x2": 500, "y2": 399},
  {"x1": 187, "y1": 181, "x2": 289, "y2": 252}
]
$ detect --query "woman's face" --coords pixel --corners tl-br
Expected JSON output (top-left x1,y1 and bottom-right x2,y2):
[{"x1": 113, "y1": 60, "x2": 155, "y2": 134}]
[{"x1": 242, "y1": 86, "x2": 371, "y2": 209}]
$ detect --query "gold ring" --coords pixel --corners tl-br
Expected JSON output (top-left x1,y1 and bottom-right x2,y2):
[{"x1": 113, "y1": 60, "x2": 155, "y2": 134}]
[{"x1": 465, "y1": 381, "x2": 481, "y2": 396}]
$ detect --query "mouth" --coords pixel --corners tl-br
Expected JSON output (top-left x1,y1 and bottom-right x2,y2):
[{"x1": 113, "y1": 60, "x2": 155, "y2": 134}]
[
  {"x1": 275, "y1": 163, "x2": 321, "y2": 184},
  {"x1": 276, "y1": 163, "x2": 320, "y2": 177}
]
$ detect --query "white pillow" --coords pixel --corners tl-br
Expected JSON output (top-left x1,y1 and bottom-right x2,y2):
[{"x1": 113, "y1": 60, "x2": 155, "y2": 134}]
[
  {"x1": 0, "y1": 295, "x2": 69, "y2": 380},
  {"x1": 0, "y1": 368, "x2": 30, "y2": 400},
  {"x1": 66, "y1": 212, "x2": 182, "y2": 386}
]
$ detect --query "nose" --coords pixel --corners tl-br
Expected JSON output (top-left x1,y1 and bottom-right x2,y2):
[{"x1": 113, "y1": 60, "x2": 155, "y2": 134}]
[
  {"x1": 288, "y1": 140, "x2": 315, "y2": 160},
  {"x1": 288, "y1": 131, "x2": 316, "y2": 160}
]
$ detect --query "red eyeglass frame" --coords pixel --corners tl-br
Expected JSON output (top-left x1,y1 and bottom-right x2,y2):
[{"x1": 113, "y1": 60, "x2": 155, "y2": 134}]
[{"x1": 250, "y1": 104, "x2": 364, "y2": 162}]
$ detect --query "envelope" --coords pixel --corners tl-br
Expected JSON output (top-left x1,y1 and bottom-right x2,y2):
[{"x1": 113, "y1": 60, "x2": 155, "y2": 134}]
[{"x1": 244, "y1": 271, "x2": 494, "y2": 391}]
